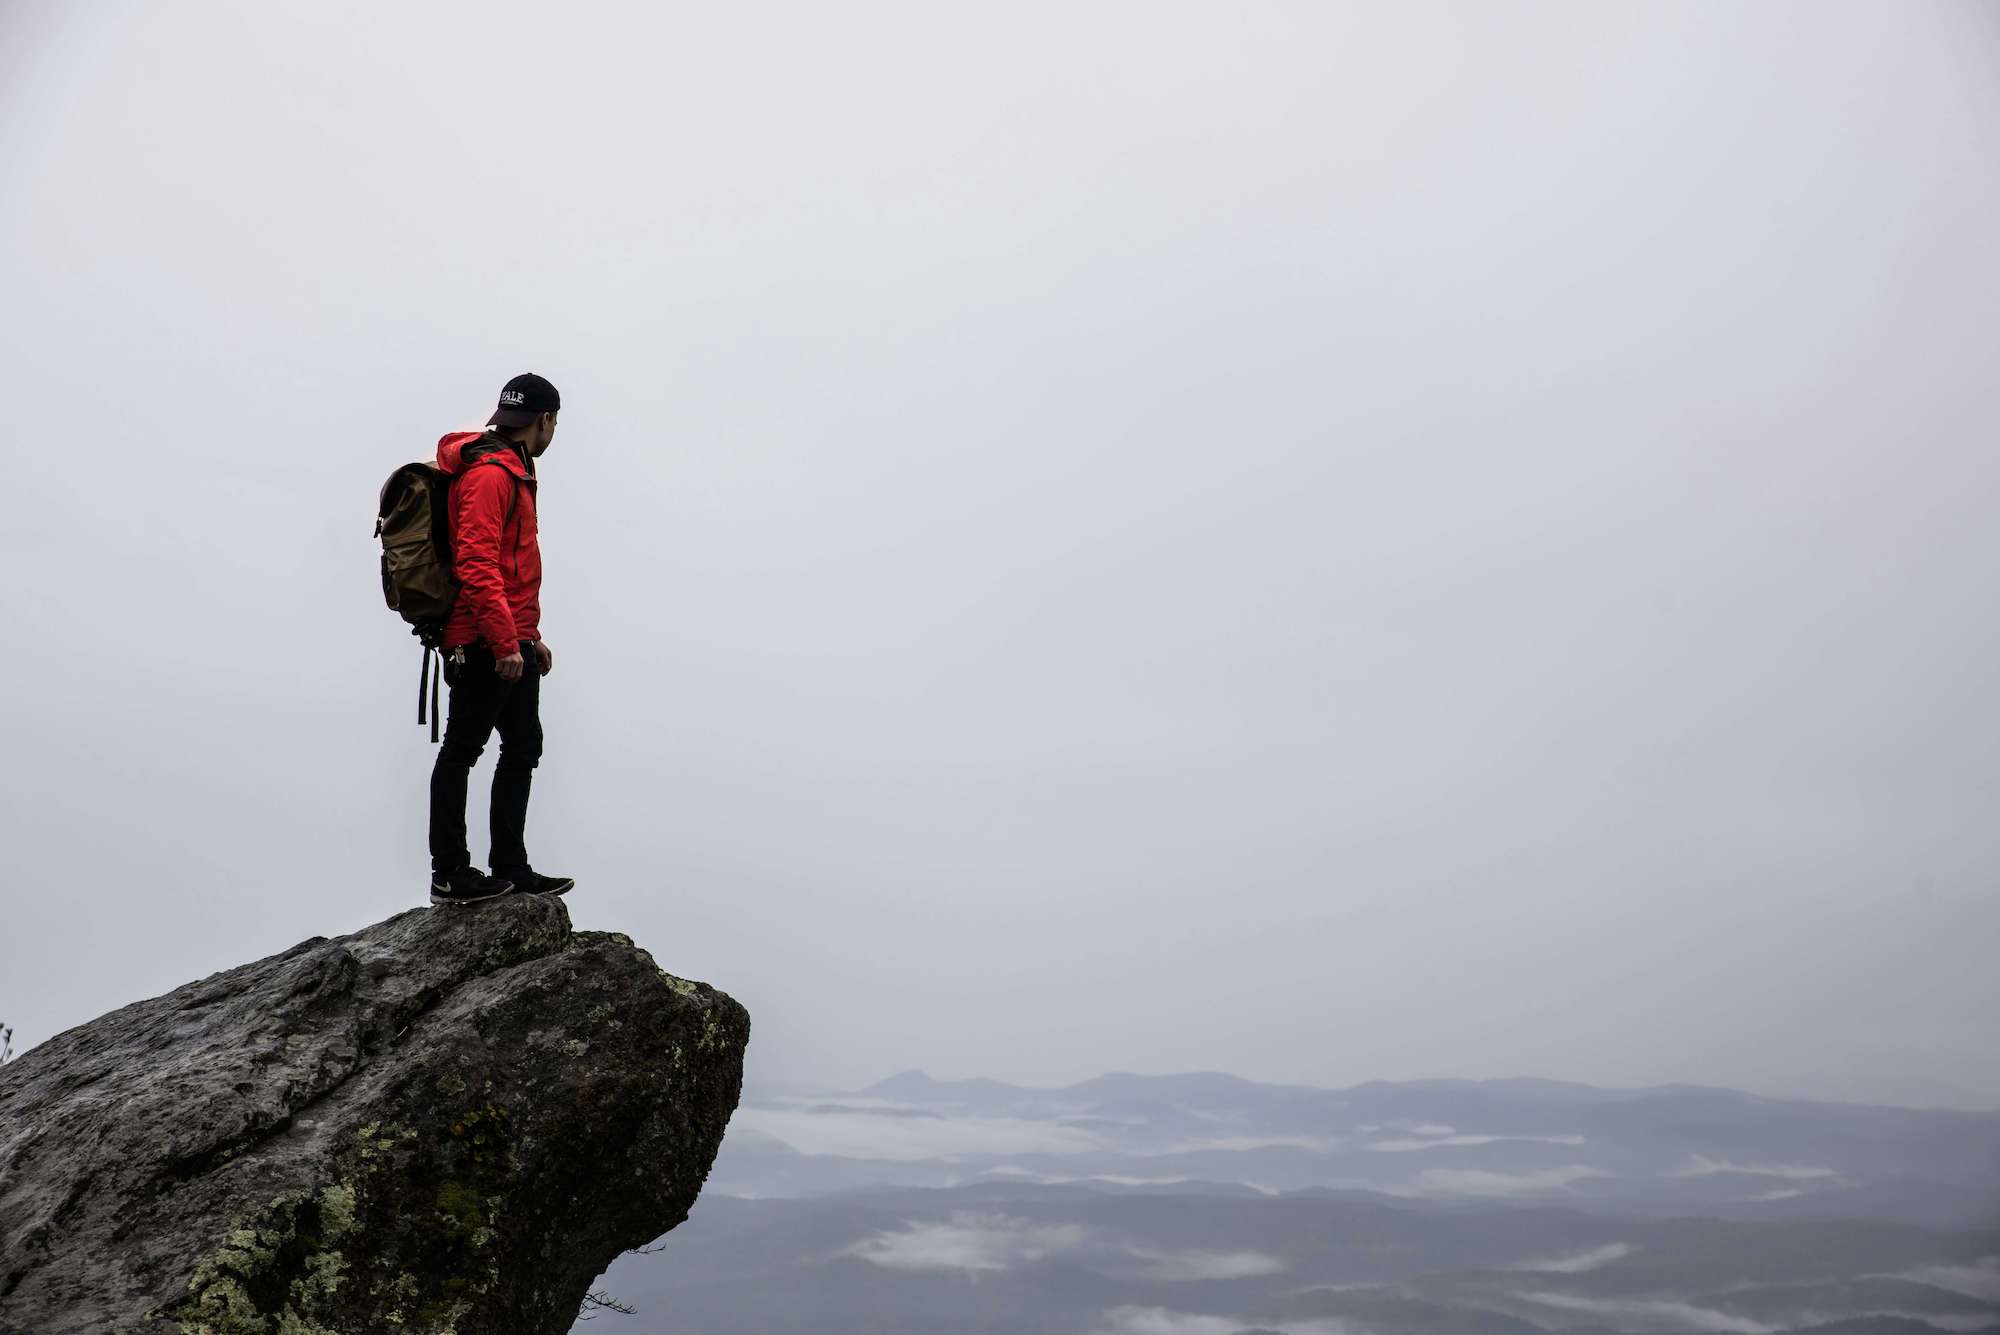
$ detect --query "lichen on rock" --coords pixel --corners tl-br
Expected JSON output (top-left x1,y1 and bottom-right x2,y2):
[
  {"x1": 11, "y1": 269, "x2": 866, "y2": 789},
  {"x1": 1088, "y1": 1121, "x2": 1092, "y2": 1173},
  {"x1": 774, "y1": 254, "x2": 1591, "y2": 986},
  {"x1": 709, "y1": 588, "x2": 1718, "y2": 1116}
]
[{"x1": 168, "y1": 1180, "x2": 358, "y2": 1335}]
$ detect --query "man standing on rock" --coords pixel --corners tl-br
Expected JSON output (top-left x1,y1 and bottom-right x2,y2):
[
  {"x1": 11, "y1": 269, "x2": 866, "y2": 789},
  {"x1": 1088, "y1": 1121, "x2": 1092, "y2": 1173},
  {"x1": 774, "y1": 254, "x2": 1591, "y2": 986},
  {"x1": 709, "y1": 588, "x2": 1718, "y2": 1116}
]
[{"x1": 427, "y1": 373, "x2": 576, "y2": 906}]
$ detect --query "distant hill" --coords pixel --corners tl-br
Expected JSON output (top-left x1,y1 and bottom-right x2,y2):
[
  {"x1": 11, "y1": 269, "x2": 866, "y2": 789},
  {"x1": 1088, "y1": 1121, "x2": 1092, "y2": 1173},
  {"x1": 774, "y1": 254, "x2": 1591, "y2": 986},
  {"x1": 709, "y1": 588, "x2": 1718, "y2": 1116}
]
[
  {"x1": 578, "y1": 1070, "x2": 2000, "y2": 1333},
  {"x1": 722, "y1": 1069, "x2": 2000, "y2": 1230},
  {"x1": 585, "y1": 1179, "x2": 2000, "y2": 1335}
]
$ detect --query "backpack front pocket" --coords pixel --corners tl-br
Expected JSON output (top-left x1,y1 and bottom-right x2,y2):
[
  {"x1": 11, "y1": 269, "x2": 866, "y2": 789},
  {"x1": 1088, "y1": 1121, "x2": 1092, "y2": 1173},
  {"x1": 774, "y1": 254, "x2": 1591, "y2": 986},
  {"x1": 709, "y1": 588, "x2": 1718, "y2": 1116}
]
[{"x1": 383, "y1": 539, "x2": 453, "y2": 621}]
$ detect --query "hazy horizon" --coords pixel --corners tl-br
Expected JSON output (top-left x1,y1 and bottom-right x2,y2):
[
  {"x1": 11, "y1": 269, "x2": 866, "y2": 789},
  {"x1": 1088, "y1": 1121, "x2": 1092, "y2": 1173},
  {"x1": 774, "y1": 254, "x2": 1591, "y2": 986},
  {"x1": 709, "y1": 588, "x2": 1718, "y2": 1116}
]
[
  {"x1": 758, "y1": 1065, "x2": 1997, "y2": 1114},
  {"x1": 783, "y1": 1063, "x2": 1995, "y2": 1098},
  {"x1": 3, "y1": 1, "x2": 1998, "y2": 1111}
]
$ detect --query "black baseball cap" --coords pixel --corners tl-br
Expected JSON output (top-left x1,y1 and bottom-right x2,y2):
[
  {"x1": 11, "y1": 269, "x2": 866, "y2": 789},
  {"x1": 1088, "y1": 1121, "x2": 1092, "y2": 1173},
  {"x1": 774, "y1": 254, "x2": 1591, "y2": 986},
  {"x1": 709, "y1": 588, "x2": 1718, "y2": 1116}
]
[{"x1": 488, "y1": 372, "x2": 561, "y2": 427}]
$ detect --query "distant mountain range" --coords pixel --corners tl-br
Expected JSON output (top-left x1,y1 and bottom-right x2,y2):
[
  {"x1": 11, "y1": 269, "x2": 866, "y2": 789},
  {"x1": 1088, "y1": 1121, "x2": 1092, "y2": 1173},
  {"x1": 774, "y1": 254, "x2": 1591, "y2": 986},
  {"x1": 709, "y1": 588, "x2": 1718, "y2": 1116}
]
[
  {"x1": 581, "y1": 1071, "x2": 2000, "y2": 1334},
  {"x1": 710, "y1": 1070, "x2": 2000, "y2": 1229}
]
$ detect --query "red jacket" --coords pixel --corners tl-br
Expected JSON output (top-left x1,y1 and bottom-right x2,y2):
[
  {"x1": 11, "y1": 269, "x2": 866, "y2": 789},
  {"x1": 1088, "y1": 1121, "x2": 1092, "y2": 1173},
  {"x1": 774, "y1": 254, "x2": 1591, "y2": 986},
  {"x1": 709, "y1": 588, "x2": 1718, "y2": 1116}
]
[{"x1": 436, "y1": 430, "x2": 541, "y2": 653}]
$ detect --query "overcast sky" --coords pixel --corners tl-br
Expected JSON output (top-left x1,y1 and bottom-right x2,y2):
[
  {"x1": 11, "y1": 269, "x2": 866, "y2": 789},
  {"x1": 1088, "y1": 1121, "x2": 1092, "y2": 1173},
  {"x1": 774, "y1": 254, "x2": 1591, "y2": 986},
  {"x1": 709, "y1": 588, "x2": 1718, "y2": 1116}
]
[{"x1": 3, "y1": 1, "x2": 1996, "y2": 1108}]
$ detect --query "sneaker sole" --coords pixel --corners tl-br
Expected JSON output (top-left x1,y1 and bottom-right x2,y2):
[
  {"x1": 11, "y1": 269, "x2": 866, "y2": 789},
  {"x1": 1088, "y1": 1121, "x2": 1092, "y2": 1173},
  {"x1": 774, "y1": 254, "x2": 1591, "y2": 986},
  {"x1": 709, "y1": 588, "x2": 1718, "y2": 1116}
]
[
  {"x1": 429, "y1": 887, "x2": 514, "y2": 905},
  {"x1": 499, "y1": 877, "x2": 574, "y2": 897}
]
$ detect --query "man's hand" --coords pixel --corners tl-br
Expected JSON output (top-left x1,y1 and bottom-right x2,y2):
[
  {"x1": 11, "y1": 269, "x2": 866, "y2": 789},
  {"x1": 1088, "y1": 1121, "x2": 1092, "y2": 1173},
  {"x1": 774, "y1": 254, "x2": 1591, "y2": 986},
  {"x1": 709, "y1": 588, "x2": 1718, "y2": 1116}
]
[
  {"x1": 496, "y1": 651, "x2": 525, "y2": 684},
  {"x1": 534, "y1": 641, "x2": 553, "y2": 676}
]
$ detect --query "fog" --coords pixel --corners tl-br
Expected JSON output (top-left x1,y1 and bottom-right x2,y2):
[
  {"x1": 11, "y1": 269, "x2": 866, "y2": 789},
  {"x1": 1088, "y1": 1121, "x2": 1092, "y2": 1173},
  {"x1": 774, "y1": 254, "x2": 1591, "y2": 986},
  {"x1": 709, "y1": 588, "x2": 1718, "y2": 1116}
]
[{"x1": 2, "y1": 1, "x2": 1997, "y2": 1106}]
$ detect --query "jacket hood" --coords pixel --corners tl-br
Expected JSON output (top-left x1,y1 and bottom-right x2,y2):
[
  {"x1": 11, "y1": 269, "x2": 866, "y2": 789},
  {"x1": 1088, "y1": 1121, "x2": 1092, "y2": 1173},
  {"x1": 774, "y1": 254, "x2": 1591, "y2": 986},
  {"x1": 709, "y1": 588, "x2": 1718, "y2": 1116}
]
[{"x1": 436, "y1": 430, "x2": 532, "y2": 480}]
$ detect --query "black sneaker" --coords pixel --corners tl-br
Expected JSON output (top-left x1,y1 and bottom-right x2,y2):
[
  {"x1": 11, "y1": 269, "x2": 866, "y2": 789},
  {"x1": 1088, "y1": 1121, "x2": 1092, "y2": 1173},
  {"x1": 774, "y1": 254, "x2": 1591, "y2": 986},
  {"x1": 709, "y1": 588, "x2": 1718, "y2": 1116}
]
[
  {"x1": 430, "y1": 866, "x2": 514, "y2": 906},
  {"x1": 493, "y1": 864, "x2": 574, "y2": 897}
]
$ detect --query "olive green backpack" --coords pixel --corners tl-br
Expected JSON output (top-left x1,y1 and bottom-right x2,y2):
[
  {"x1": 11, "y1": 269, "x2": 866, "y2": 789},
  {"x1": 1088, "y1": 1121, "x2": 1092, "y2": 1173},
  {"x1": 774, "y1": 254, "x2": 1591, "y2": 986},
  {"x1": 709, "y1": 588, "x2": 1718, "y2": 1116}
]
[{"x1": 374, "y1": 460, "x2": 514, "y2": 741}]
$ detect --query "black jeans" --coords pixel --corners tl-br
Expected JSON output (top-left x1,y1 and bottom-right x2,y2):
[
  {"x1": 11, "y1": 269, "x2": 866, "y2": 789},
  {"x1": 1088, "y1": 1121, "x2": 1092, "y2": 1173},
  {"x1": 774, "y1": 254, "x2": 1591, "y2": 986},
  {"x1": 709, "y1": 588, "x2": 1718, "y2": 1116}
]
[{"x1": 429, "y1": 639, "x2": 543, "y2": 874}]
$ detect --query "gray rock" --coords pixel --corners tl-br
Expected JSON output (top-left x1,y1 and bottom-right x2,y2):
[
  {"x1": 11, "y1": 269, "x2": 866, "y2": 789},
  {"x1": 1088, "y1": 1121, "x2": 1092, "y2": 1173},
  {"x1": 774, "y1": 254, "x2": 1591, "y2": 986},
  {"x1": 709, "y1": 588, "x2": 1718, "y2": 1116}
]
[{"x1": 0, "y1": 895, "x2": 749, "y2": 1334}]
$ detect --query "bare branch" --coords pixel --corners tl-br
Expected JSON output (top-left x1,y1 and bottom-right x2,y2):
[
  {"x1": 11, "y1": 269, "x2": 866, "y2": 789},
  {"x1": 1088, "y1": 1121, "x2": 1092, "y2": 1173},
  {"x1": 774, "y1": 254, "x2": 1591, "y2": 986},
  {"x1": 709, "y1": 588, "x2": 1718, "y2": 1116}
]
[{"x1": 577, "y1": 1289, "x2": 638, "y2": 1320}]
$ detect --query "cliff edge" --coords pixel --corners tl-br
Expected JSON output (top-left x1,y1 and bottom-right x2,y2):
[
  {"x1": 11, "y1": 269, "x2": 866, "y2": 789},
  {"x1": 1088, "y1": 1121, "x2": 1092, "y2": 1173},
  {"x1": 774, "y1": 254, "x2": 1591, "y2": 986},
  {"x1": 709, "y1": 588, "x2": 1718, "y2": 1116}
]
[{"x1": 0, "y1": 894, "x2": 749, "y2": 1334}]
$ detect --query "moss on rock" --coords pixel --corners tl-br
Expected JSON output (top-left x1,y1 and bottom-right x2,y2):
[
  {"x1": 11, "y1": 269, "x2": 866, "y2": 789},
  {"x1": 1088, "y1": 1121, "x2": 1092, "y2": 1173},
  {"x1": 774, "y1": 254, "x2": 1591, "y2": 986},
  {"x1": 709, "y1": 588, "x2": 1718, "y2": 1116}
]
[{"x1": 163, "y1": 1179, "x2": 359, "y2": 1335}]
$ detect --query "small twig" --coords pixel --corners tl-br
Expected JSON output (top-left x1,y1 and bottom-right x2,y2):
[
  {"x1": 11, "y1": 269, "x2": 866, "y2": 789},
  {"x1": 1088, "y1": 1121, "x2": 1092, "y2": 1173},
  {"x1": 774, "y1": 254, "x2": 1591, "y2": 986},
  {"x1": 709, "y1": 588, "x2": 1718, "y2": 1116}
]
[{"x1": 578, "y1": 1289, "x2": 637, "y2": 1319}]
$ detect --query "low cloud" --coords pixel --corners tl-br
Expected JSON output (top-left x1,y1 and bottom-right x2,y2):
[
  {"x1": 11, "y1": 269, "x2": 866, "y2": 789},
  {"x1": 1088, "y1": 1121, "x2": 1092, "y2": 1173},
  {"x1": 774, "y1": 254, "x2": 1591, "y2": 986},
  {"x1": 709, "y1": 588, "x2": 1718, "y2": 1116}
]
[
  {"x1": 1520, "y1": 1292, "x2": 1775, "y2": 1334},
  {"x1": 985, "y1": 1166, "x2": 1283, "y2": 1194},
  {"x1": 736, "y1": 1107, "x2": 1103, "y2": 1160},
  {"x1": 1508, "y1": 1242, "x2": 1636, "y2": 1273},
  {"x1": 839, "y1": 1212, "x2": 1087, "y2": 1273},
  {"x1": 1369, "y1": 1133, "x2": 1587, "y2": 1152},
  {"x1": 984, "y1": 1165, "x2": 1283, "y2": 1196},
  {"x1": 1403, "y1": 1164, "x2": 1609, "y2": 1197},
  {"x1": 841, "y1": 1210, "x2": 1287, "y2": 1287},
  {"x1": 1161, "y1": 1134, "x2": 1341, "y2": 1154},
  {"x1": 1088, "y1": 1310, "x2": 1360, "y2": 1335},
  {"x1": 1087, "y1": 1311, "x2": 1248, "y2": 1335},
  {"x1": 762, "y1": 1094, "x2": 930, "y2": 1112},
  {"x1": 1903, "y1": 1258, "x2": 2000, "y2": 1302},
  {"x1": 1673, "y1": 1155, "x2": 1839, "y2": 1181},
  {"x1": 1184, "y1": 1107, "x2": 1251, "y2": 1125},
  {"x1": 1122, "y1": 1247, "x2": 1286, "y2": 1281},
  {"x1": 1881, "y1": 1316, "x2": 2000, "y2": 1334},
  {"x1": 984, "y1": 1165, "x2": 1194, "y2": 1187}
]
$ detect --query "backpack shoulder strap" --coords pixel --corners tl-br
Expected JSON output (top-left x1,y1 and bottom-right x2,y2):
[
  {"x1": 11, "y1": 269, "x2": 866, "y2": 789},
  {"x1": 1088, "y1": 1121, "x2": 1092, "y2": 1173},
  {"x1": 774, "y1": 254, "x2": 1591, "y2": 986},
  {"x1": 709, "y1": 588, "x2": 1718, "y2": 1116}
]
[{"x1": 457, "y1": 452, "x2": 523, "y2": 523}]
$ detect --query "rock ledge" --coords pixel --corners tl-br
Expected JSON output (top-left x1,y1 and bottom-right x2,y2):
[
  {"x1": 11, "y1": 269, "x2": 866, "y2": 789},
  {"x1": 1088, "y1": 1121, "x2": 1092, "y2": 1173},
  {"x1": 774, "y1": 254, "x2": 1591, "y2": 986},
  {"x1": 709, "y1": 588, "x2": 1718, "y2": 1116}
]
[{"x1": 0, "y1": 895, "x2": 748, "y2": 1335}]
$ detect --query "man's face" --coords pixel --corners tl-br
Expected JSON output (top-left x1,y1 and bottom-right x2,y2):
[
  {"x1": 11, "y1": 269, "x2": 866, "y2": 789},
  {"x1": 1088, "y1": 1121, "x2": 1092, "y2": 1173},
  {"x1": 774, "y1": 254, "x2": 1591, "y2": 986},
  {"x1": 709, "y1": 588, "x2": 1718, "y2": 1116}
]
[{"x1": 530, "y1": 411, "x2": 558, "y2": 457}]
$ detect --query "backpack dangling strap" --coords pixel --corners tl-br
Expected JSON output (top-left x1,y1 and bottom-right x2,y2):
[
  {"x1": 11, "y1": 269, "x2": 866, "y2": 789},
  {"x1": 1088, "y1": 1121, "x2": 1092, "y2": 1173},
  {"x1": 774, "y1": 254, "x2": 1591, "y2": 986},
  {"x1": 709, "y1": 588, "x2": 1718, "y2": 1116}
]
[{"x1": 417, "y1": 645, "x2": 445, "y2": 744}]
